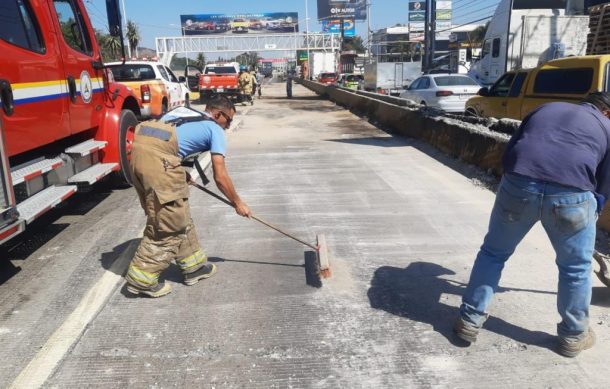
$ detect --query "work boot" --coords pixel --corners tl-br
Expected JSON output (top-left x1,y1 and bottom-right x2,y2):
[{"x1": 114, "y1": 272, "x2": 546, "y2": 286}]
[
  {"x1": 453, "y1": 316, "x2": 480, "y2": 343},
  {"x1": 558, "y1": 327, "x2": 596, "y2": 357},
  {"x1": 184, "y1": 263, "x2": 217, "y2": 286},
  {"x1": 126, "y1": 281, "x2": 172, "y2": 298}
]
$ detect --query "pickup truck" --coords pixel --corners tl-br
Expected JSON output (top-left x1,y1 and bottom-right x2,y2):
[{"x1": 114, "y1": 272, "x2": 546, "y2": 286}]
[
  {"x1": 194, "y1": 62, "x2": 241, "y2": 103},
  {"x1": 108, "y1": 61, "x2": 190, "y2": 118},
  {"x1": 465, "y1": 55, "x2": 610, "y2": 120}
]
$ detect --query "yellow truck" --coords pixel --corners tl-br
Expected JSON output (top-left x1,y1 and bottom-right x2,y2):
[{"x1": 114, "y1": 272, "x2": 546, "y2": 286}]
[{"x1": 465, "y1": 55, "x2": 610, "y2": 120}]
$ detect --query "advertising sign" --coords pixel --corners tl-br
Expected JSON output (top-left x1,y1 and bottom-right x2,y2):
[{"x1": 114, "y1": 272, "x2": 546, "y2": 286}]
[
  {"x1": 321, "y1": 19, "x2": 356, "y2": 36},
  {"x1": 409, "y1": 11, "x2": 426, "y2": 22},
  {"x1": 436, "y1": 1, "x2": 452, "y2": 10},
  {"x1": 436, "y1": 10, "x2": 452, "y2": 20},
  {"x1": 409, "y1": 1, "x2": 426, "y2": 11},
  {"x1": 435, "y1": 21, "x2": 452, "y2": 40},
  {"x1": 410, "y1": 32, "x2": 425, "y2": 42},
  {"x1": 180, "y1": 12, "x2": 299, "y2": 35},
  {"x1": 317, "y1": 0, "x2": 367, "y2": 21},
  {"x1": 409, "y1": 22, "x2": 425, "y2": 32}
]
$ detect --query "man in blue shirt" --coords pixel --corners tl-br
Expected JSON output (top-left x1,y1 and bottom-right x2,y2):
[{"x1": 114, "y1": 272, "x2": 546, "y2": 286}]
[
  {"x1": 454, "y1": 92, "x2": 610, "y2": 357},
  {"x1": 125, "y1": 96, "x2": 251, "y2": 298}
]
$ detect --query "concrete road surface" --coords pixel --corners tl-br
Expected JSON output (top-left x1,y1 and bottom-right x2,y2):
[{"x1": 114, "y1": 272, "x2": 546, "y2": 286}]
[{"x1": 1, "y1": 82, "x2": 610, "y2": 388}]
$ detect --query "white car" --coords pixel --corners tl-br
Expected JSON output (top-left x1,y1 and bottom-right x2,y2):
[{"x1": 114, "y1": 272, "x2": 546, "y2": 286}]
[{"x1": 399, "y1": 74, "x2": 481, "y2": 113}]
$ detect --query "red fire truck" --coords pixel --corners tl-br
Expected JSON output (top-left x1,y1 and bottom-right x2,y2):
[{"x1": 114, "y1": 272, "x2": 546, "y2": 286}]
[{"x1": 0, "y1": 0, "x2": 141, "y2": 245}]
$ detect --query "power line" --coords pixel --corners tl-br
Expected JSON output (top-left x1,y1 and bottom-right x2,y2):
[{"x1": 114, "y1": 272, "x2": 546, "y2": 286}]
[{"x1": 436, "y1": 14, "x2": 494, "y2": 34}]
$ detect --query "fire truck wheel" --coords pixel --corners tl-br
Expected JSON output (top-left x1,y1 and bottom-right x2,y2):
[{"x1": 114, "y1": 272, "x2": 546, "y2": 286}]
[{"x1": 117, "y1": 109, "x2": 138, "y2": 186}]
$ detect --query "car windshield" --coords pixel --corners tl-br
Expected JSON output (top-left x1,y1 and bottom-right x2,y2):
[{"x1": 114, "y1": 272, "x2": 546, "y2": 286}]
[
  {"x1": 320, "y1": 73, "x2": 336, "y2": 78},
  {"x1": 109, "y1": 65, "x2": 156, "y2": 81},
  {"x1": 346, "y1": 75, "x2": 362, "y2": 81},
  {"x1": 205, "y1": 66, "x2": 237, "y2": 74},
  {"x1": 434, "y1": 76, "x2": 478, "y2": 86}
]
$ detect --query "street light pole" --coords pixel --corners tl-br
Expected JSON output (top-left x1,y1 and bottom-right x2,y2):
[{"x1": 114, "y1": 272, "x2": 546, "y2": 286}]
[
  {"x1": 120, "y1": 0, "x2": 131, "y2": 58},
  {"x1": 305, "y1": 0, "x2": 311, "y2": 79}
]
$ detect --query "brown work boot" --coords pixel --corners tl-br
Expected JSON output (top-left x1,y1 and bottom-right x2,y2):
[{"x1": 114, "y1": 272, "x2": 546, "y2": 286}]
[
  {"x1": 558, "y1": 327, "x2": 596, "y2": 357},
  {"x1": 453, "y1": 316, "x2": 480, "y2": 344},
  {"x1": 184, "y1": 263, "x2": 217, "y2": 286},
  {"x1": 126, "y1": 281, "x2": 172, "y2": 298}
]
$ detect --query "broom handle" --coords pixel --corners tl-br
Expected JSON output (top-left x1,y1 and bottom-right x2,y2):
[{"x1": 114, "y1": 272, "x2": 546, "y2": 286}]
[{"x1": 189, "y1": 181, "x2": 318, "y2": 251}]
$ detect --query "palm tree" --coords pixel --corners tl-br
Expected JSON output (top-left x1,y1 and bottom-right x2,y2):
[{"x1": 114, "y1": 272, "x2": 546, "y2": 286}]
[
  {"x1": 105, "y1": 35, "x2": 121, "y2": 60},
  {"x1": 126, "y1": 20, "x2": 140, "y2": 58}
]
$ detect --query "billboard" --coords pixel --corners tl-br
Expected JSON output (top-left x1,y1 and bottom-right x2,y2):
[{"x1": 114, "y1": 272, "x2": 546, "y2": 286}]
[
  {"x1": 317, "y1": 0, "x2": 367, "y2": 21},
  {"x1": 180, "y1": 12, "x2": 299, "y2": 35},
  {"x1": 409, "y1": 11, "x2": 425, "y2": 22},
  {"x1": 321, "y1": 19, "x2": 356, "y2": 36},
  {"x1": 409, "y1": 1, "x2": 425, "y2": 11},
  {"x1": 409, "y1": 1, "x2": 426, "y2": 33},
  {"x1": 436, "y1": 1, "x2": 452, "y2": 10},
  {"x1": 436, "y1": 10, "x2": 452, "y2": 20}
]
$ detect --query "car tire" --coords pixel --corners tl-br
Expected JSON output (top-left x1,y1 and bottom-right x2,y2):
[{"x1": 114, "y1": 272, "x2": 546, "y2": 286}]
[
  {"x1": 115, "y1": 109, "x2": 138, "y2": 186},
  {"x1": 185, "y1": 94, "x2": 190, "y2": 108},
  {"x1": 161, "y1": 100, "x2": 168, "y2": 115}
]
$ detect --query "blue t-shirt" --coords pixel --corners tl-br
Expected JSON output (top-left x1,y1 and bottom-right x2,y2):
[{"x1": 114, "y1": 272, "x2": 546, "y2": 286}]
[
  {"x1": 503, "y1": 102, "x2": 610, "y2": 199},
  {"x1": 160, "y1": 108, "x2": 227, "y2": 158}
]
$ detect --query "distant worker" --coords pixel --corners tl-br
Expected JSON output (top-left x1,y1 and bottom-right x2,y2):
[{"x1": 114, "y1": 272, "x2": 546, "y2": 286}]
[
  {"x1": 125, "y1": 96, "x2": 251, "y2": 298},
  {"x1": 254, "y1": 70, "x2": 263, "y2": 98},
  {"x1": 286, "y1": 68, "x2": 294, "y2": 99},
  {"x1": 249, "y1": 68, "x2": 259, "y2": 100},
  {"x1": 454, "y1": 92, "x2": 610, "y2": 357},
  {"x1": 238, "y1": 66, "x2": 255, "y2": 105}
]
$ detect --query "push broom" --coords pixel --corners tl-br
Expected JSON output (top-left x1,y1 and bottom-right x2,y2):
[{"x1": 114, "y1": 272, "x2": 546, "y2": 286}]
[{"x1": 190, "y1": 159, "x2": 331, "y2": 279}]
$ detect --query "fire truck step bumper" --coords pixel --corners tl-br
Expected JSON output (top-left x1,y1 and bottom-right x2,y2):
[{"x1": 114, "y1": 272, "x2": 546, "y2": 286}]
[
  {"x1": 0, "y1": 220, "x2": 24, "y2": 245},
  {"x1": 11, "y1": 157, "x2": 64, "y2": 186},
  {"x1": 16, "y1": 185, "x2": 77, "y2": 224},
  {"x1": 68, "y1": 163, "x2": 117, "y2": 186},
  {"x1": 65, "y1": 139, "x2": 108, "y2": 157}
]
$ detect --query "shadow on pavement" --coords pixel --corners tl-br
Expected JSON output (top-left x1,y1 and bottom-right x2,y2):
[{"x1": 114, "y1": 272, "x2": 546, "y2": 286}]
[
  {"x1": 591, "y1": 286, "x2": 610, "y2": 307},
  {"x1": 326, "y1": 136, "x2": 408, "y2": 148},
  {"x1": 368, "y1": 262, "x2": 555, "y2": 351},
  {"x1": 100, "y1": 239, "x2": 139, "y2": 276},
  {"x1": 0, "y1": 260, "x2": 21, "y2": 285}
]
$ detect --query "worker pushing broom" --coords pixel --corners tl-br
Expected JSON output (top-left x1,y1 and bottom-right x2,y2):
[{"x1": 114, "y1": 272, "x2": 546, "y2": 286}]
[{"x1": 125, "y1": 96, "x2": 329, "y2": 298}]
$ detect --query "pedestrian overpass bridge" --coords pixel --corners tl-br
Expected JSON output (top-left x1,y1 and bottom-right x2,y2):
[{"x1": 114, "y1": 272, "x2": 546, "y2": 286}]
[{"x1": 156, "y1": 33, "x2": 341, "y2": 66}]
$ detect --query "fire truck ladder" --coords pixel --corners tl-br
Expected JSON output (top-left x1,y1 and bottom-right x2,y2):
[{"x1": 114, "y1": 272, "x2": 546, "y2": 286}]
[{"x1": 156, "y1": 32, "x2": 340, "y2": 67}]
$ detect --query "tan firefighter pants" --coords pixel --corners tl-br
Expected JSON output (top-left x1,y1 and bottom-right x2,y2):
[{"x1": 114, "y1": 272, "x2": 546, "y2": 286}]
[{"x1": 125, "y1": 120, "x2": 207, "y2": 289}]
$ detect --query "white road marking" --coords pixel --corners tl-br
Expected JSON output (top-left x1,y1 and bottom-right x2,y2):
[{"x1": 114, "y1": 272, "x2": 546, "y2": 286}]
[{"x1": 9, "y1": 238, "x2": 140, "y2": 389}]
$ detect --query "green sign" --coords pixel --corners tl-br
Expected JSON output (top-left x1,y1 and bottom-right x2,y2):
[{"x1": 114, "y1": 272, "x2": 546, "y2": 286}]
[{"x1": 297, "y1": 50, "x2": 309, "y2": 61}]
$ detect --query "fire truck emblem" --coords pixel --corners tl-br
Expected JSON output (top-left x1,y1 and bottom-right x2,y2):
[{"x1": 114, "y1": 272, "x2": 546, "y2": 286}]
[{"x1": 80, "y1": 70, "x2": 93, "y2": 103}]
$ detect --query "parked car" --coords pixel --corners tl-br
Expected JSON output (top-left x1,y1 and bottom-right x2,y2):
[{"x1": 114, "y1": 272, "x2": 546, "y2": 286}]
[
  {"x1": 318, "y1": 72, "x2": 338, "y2": 85},
  {"x1": 399, "y1": 74, "x2": 480, "y2": 112},
  {"x1": 108, "y1": 61, "x2": 190, "y2": 119},
  {"x1": 230, "y1": 18, "x2": 250, "y2": 33},
  {"x1": 465, "y1": 55, "x2": 610, "y2": 120}
]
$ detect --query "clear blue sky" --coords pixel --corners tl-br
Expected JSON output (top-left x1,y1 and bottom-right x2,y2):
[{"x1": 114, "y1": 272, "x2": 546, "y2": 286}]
[{"x1": 85, "y1": 0, "x2": 500, "y2": 49}]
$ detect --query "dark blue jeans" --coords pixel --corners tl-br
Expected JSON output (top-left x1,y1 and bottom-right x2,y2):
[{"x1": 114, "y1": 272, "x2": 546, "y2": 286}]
[{"x1": 461, "y1": 173, "x2": 598, "y2": 340}]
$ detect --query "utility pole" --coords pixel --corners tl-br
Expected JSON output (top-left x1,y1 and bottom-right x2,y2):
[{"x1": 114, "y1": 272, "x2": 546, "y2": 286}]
[
  {"x1": 367, "y1": 1, "x2": 372, "y2": 64},
  {"x1": 305, "y1": 0, "x2": 310, "y2": 79},
  {"x1": 120, "y1": 0, "x2": 131, "y2": 58}
]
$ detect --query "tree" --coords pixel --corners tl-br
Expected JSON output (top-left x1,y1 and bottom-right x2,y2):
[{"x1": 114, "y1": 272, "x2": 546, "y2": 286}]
[
  {"x1": 343, "y1": 36, "x2": 366, "y2": 53},
  {"x1": 235, "y1": 52, "x2": 261, "y2": 69},
  {"x1": 126, "y1": 20, "x2": 140, "y2": 58},
  {"x1": 105, "y1": 35, "x2": 122, "y2": 61},
  {"x1": 467, "y1": 22, "x2": 489, "y2": 45}
]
